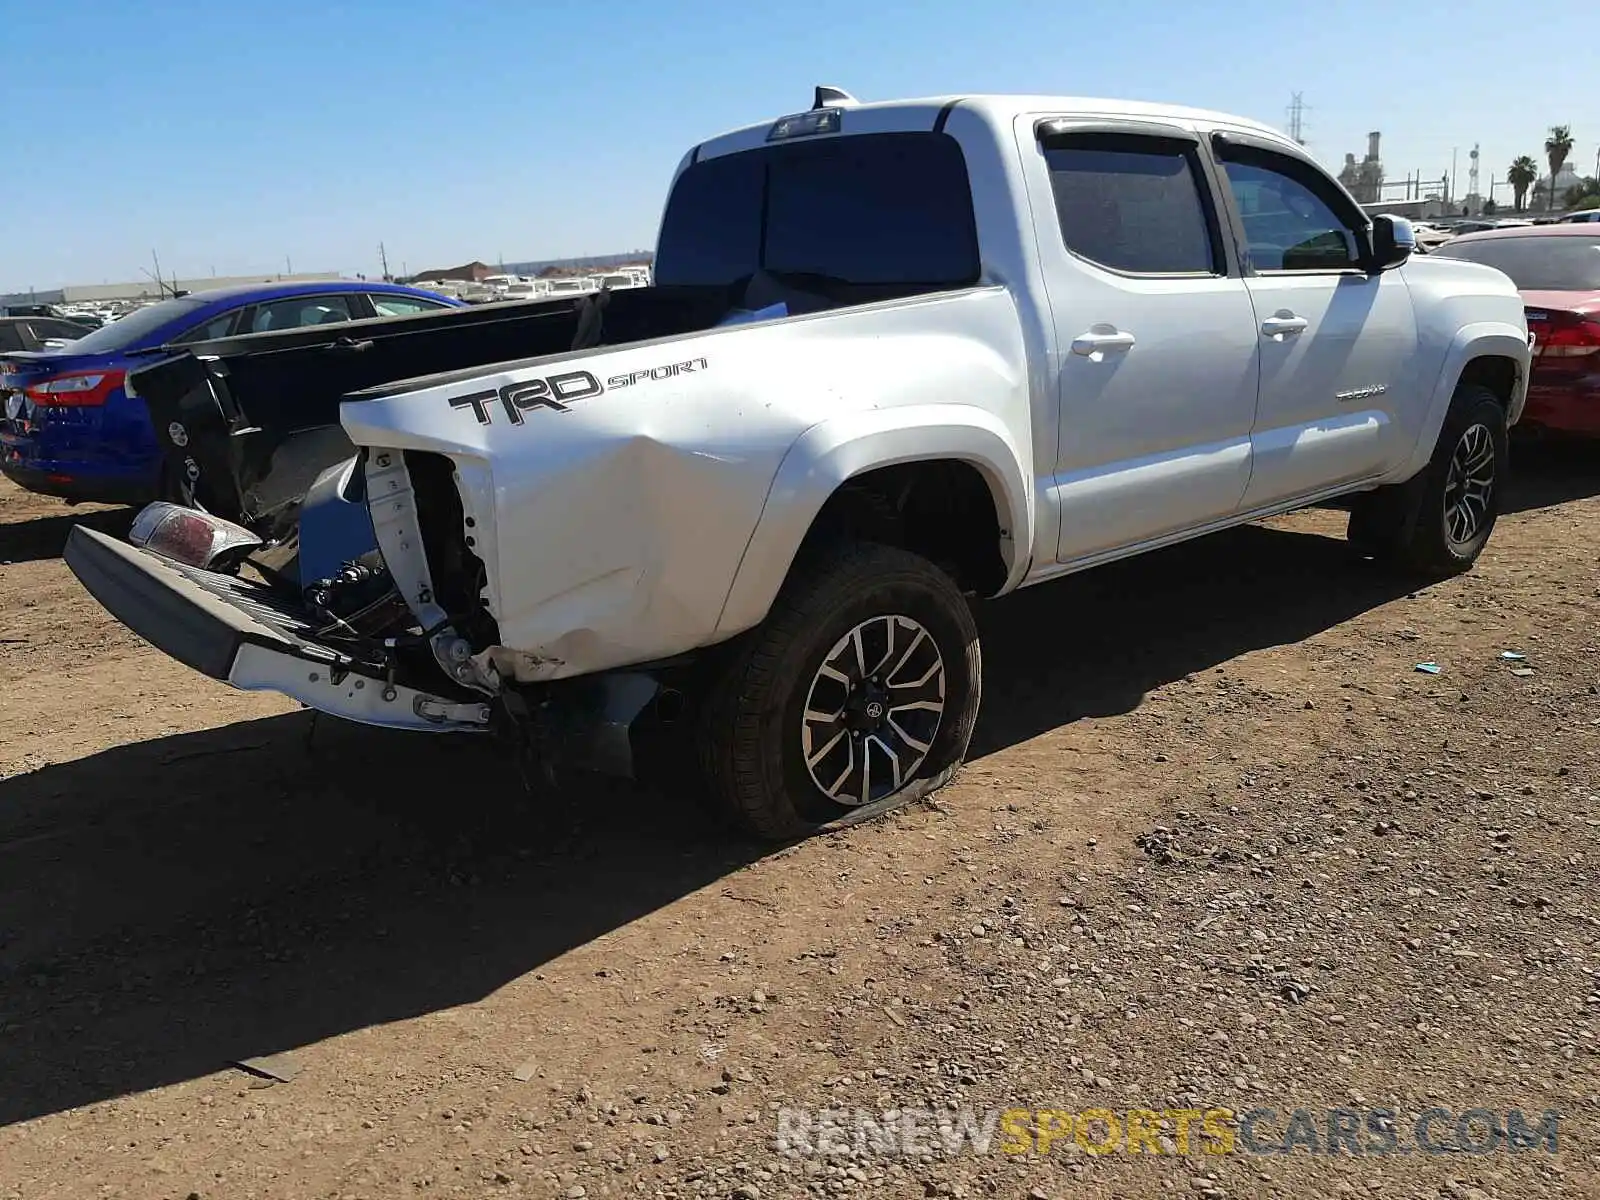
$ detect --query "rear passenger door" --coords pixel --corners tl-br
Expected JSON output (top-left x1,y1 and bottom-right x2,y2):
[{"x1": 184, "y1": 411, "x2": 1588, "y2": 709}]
[
  {"x1": 1210, "y1": 135, "x2": 1418, "y2": 508},
  {"x1": 1025, "y1": 120, "x2": 1263, "y2": 563}
]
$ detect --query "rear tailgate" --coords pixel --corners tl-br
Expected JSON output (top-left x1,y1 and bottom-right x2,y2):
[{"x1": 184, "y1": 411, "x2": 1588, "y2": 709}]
[{"x1": 63, "y1": 525, "x2": 490, "y2": 732}]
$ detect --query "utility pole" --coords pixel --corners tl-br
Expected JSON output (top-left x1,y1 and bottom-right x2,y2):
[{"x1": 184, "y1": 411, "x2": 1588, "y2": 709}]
[
  {"x1": 1285, "y1": 93, "x2": 1308, "y2": 145},
  {"x1": 1450, "y1": 147, "x2": 1458, "y2": 203},
  {"x1": 378, "y1": 242, "x2": 391, "y2": 281},
  {"x1": 285, "y1": 255, "x2": 293, "y2": 277}
]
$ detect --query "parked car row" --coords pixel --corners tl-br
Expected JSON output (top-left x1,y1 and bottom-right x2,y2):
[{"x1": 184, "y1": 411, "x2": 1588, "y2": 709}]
[
  {"x1": 411, "y1": 266, "x2": 652, "y2": 304},
  {"x1": 1, "y1": 280, "x2": 462, "y2": 503},
  {"x1": 0, "y1": 315, "x2": 93, "y2": 353}
]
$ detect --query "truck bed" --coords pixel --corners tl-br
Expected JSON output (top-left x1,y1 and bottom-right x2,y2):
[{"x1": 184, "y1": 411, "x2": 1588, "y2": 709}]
[{"x1": 132, "y1": 285, "x2": 734, "y2": 534}]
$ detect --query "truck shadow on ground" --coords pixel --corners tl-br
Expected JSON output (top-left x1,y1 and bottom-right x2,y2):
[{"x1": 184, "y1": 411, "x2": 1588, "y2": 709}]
[
  {"x1": 1502, "y1": 435, "x2": 1600, "y2": 515},
  {"x1": 1, "y1": 454, "x2": 1596, "y2": 1126},
  {"x1": 0, "y1": 504, "x2": 132, "y2": 564}
]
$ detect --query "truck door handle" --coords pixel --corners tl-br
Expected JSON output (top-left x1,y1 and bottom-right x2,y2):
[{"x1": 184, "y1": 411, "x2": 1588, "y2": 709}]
[
  {"x1": 1261, "y1": 314, "x2": 1309, "y2": 338},
  {"x1": 1071, "y1": 328, "x2": 1136, "y2": 356}
]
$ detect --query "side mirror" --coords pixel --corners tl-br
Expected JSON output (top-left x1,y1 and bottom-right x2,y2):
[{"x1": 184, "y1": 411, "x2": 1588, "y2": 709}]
[{"x1": 1368, "y1": 214, "x2": 1416, "y2": 272}]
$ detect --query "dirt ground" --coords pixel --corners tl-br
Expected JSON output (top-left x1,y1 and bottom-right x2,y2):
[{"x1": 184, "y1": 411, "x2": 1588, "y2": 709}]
[{"x1": 1, "y1": 450, "x2": 1598, "y2": 1200}]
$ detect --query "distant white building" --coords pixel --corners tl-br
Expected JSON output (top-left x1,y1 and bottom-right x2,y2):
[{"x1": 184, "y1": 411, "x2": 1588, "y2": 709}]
[{"x1": 1534, "y1": 164, "x2": 1583, "y2": 208}]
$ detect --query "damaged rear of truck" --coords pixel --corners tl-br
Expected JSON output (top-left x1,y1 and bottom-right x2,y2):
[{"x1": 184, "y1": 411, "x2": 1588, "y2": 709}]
[{"x1": 65, "y1": 106, "x2": 1035, "y2": 839}]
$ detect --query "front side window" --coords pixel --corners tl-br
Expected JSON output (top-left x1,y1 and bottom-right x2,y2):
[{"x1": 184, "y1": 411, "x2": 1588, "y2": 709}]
[
  {"x1": 1222, "y1": 157, "x2": 1361, "y2": 272},
  {"x1": 655, "y1": 132, "x2": 980, "y2": 291},
  {"x1": 369, "y1": 293, "x2": 449, "y2": 317},
  {"x1": 248, "y1": 294, "x2": 357, "y2": 333},
  {"x1": 1043, "y1": 136, "x2": 1218, "y2": 274}
]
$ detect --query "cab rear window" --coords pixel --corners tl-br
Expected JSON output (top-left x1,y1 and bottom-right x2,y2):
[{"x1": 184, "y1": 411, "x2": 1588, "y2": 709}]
[{"x1": 655, "y1": 132, "x2": 980, "y2": 290}]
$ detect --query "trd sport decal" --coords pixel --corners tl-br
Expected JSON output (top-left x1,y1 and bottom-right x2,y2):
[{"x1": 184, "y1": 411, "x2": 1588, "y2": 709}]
[
  {"x1": 447, "y1": 357, "x2": 708, "y2": 426},
  {"x1": 448, "y1": 370, "x2": 599, "y2": 426}
]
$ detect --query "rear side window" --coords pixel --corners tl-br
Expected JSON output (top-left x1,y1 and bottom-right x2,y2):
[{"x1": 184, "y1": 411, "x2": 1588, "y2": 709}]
[
  {"x1": 655, "y1": 132, "x2": 980, "y2": 289},
  {"x1": 1044, "y1": 135, "x2": 1218, "y2": 274},
  {"x1": 173, "y1": 310, "x2": 243, "y2": 344}
]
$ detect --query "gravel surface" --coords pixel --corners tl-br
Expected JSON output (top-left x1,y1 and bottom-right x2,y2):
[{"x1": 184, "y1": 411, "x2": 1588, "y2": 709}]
[{"x1": 1, "y1": 448, "x2": 1597, "y2": 1200}]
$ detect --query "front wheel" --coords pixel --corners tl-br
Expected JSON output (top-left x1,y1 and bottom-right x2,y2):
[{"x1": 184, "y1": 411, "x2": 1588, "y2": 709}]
[
  {"x1": 1348, "y1": 383, "x2": 1508, "y2": 576},
  {"x1": 696, "y1": 542, "x2": 982, "y2": 842}
]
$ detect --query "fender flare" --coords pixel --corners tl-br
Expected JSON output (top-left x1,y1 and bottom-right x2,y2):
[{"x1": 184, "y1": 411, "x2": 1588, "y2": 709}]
[
  {"x1": 1397, "y1": 322, "x2": 1530, "y2": 480},
  {"x1": 712, "y1": 404, "x2": 1034, "y2": 639}
]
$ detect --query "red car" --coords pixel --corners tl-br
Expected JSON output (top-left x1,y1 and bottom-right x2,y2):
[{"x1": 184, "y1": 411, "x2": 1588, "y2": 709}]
[{"x1": 1433, "y1": 225, "x2": 1600, "y2": 435}]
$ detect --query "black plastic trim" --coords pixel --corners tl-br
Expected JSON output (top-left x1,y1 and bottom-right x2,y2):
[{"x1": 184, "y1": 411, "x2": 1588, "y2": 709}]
[
  {"x1": 933, "y1": 99, "x2": 963, "y2": 134},
  {"x1": 1036, "y1": 118, "x2": 1199, "y2": 147},
  {"x1": 1209, "y1": 129, "x2": 1302, "y2": 159}
]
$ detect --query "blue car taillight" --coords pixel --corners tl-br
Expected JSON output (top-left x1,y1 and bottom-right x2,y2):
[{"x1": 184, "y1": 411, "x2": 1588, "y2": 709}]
[{"x1": 23, "y1": 368, "x2": 125, "y2": 406}]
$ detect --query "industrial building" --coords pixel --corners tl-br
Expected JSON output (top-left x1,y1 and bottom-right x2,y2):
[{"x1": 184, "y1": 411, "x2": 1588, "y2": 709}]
[{"x1": 1338, "y1": 132, "x2": 1385, "y2": 204}]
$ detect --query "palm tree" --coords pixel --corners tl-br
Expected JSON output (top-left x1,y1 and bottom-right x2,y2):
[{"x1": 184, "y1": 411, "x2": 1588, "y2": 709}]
[
  {"x1": 1544, "y1": 125, "x2": 1574, "y2": 210},
  {"x1": 1508, "y1": 156, "x2": 1538, "y2": 211}
]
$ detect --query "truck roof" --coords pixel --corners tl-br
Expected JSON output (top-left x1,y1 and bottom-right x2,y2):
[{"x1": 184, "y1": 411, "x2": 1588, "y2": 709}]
[{"x1": 691, "y1": 93, "x2": 1299, "y2": 163}]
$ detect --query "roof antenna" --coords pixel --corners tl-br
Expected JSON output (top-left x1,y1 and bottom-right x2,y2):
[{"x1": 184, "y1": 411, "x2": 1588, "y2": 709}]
[{"x1": 813, "y1": 85, "x2": 859, "y2": 110}]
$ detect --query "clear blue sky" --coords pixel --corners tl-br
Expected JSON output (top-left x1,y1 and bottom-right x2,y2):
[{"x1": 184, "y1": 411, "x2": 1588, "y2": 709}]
[{"x1": 6, "y1": 0, "x2": 1595, "y2": 292}]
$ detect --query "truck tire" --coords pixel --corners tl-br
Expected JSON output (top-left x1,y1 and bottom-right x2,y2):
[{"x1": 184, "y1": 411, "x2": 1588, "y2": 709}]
[
  {"x1": 697, "y1": 542, "x2": 982, "y2": 842},
  {"x1": 1347, "y1": 383, "x2": 1507, "y2": 576}
]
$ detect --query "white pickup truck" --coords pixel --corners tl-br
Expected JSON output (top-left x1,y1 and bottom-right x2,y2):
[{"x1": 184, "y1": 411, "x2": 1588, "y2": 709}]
[{"x1": 67, "y1": 89, "x2": 1531, "y2": 840}]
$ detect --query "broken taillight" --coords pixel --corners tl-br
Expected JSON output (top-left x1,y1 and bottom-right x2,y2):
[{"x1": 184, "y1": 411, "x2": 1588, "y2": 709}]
[{"x1": 129, "y1": 502, "x2": 262, "y2": 571}]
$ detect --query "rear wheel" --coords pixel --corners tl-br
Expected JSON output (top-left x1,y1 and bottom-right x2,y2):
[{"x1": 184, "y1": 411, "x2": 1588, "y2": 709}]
[
  {"x1": 696, "y1": 542, "x2": 981, "y2": 842},
  {"x1": 1347, "y1": 383, "x2": 1507, "y2": 576}
]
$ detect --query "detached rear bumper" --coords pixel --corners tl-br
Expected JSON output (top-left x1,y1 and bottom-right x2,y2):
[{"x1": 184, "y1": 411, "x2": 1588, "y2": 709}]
[{"x1": 63, "y1": 526, "x2": 492, "y2": 733}]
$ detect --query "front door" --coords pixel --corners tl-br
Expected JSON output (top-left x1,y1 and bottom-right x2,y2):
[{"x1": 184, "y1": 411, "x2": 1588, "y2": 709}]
[
  {"x1": 1212, "y1": 141, "x2": 1419, "y2": 509},
  {"x1": 1025, "y1": 120, "x2": 1263, "y2": 563}
]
